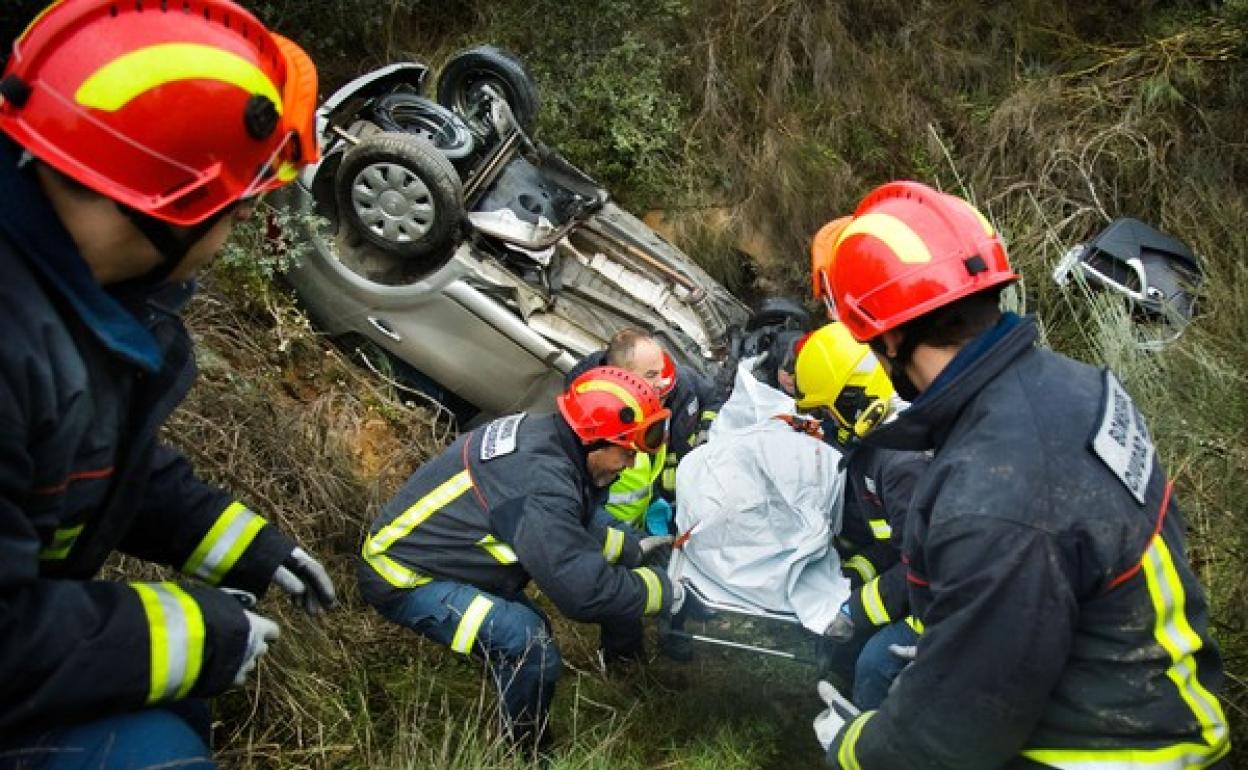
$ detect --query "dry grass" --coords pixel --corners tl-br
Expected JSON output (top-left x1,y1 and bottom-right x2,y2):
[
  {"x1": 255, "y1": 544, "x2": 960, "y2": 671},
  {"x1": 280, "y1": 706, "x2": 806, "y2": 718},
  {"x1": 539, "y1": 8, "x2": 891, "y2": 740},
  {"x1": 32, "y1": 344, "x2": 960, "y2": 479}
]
[{"x1": 137, "y1": 0, "x2": 1248, "y2": 765}]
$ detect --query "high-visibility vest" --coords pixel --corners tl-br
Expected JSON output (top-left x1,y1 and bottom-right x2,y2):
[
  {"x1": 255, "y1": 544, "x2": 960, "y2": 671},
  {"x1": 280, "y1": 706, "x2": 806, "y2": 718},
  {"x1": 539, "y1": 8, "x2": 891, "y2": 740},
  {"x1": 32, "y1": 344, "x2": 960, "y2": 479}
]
[{"x1": 604, "y1": 443, "x2": 668, "y2": 526}]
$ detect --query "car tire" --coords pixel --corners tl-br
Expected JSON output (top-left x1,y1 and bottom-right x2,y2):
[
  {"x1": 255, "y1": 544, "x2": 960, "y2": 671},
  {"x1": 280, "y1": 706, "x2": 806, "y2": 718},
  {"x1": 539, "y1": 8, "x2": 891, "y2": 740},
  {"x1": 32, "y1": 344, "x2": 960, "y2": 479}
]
[
  {"x1": 370, "y1": 93, "x2": 477, "y2": 164},
  {"x1": 335, "y1": 131, "x2": 464, "y2": 260},
  {"x1": 436, "y1": 45, "x2": 539, "y2": 133},
  {"x1": 746, "y1": 296, "x2": 813, "y2": 332}
]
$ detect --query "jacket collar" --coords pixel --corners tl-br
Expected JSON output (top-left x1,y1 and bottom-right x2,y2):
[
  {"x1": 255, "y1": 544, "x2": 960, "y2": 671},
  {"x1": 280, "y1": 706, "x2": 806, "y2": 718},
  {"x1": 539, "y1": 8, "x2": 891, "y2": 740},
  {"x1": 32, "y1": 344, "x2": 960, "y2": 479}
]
[
  {"x1": 865, "y1": 314, "x2": 1039, "y2": 452},
  {"x1": 0, "y1": 137, "x2": 163, "y2": 372}
]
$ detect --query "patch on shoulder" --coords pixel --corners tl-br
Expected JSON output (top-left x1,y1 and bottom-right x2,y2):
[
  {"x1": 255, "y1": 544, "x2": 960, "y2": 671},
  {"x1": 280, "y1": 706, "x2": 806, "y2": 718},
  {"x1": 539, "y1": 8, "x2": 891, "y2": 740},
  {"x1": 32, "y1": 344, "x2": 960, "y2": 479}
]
[
  {"x1": 1090, "y1": 370, "x2": 1155, "y2": 505},
  {"x1": 480, "y1": 413, "x2": 526, "y2": 461}
]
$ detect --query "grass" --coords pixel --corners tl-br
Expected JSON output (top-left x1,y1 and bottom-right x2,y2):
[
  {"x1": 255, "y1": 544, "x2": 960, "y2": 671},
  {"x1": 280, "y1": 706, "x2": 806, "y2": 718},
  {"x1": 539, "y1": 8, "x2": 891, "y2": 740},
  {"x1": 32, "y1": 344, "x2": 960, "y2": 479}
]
[{"x1": 136, "y1": 0, "x2": 1248, "y2": 765}]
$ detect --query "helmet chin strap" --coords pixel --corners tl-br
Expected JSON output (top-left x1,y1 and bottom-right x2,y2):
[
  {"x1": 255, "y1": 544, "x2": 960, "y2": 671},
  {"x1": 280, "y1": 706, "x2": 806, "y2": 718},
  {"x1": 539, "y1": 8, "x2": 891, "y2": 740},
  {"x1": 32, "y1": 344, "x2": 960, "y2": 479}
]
[{"x1": 109, "y1": 202, "x2": 228, "y2": 296}]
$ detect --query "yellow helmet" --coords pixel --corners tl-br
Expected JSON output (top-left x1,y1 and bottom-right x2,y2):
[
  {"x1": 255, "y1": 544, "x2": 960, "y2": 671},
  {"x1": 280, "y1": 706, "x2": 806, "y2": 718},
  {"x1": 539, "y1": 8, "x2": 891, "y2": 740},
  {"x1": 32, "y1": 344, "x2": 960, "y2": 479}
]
[{"x1": 794, "y1": 321, "x2": 895, "y2": 438}]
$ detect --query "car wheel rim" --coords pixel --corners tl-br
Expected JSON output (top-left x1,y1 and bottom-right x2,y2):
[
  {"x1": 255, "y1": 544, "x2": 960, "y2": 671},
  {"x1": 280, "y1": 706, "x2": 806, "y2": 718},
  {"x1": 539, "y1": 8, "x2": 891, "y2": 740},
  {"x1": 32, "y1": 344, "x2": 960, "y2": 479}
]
[{"x1": 350, "y1": 162, "x2": 435, "y2": 244}]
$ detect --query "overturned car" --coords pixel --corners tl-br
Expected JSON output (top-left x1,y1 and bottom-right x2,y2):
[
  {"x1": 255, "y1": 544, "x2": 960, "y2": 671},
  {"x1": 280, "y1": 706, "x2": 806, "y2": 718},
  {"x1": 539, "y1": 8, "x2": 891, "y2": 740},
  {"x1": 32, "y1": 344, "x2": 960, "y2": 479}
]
[{"x1": 275, "y1": 47, "x2": 751, "y2": 419}]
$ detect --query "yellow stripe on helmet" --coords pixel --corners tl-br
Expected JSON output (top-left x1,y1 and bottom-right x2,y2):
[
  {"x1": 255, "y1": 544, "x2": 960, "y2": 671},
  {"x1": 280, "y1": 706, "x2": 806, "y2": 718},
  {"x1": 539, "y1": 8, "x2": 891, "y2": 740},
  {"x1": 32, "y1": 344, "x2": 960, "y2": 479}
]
[
  {"x1": 76, "y1": 43, "x2": 283, "y2": 114},
  {"x1": 835, "y1": 212, "x2": 933, "y2": 265},
  {"x1": 957, "y1": 198, "x2": 996, "y2": 237},
  {"x1": 575, "y1": 379, "x2": 644, "y2": 420}
]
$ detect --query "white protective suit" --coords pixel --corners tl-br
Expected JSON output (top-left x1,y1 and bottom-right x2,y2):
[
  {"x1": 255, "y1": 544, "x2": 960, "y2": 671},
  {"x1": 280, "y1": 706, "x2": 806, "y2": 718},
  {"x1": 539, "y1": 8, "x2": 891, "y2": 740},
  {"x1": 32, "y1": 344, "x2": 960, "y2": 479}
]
[{"x1": 672, "y1": 357, "x2": 851, "y2": 633}]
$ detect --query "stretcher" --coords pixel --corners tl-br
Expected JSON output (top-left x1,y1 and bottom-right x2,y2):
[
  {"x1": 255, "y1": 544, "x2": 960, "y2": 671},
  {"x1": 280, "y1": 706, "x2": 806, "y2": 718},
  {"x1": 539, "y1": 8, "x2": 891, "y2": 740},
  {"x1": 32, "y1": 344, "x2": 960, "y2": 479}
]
[
  {"x1": 661, "y1": 357, "x2": 851, "y2": 669},
  {"x1": 659, "y1": 562, "x2": 833, "y2": 669}
]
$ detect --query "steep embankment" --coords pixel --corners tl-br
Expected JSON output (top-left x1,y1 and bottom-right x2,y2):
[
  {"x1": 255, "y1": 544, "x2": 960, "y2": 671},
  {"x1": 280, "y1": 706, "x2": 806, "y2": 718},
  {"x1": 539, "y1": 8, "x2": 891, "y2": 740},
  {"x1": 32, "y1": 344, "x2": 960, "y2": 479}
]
[{"x1": 21, "y1": 0, "x2": 1237, "y2": 767}]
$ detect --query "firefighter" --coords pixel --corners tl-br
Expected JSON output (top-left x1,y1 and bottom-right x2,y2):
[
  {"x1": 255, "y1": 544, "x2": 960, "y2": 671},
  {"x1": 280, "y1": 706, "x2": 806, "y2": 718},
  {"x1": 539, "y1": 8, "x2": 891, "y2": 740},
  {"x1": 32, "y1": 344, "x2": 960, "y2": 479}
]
[
  {"x1": 567, "y1": 328, "x2": 719, "y2": 529},
  {"x1": 812, "y1": 181, "x2": 1230, "y2": 769},
  {"x1": 357, "y1": 366, "x2": 679, "y2": 754},
  {"x1": 793, "y1": 321, "x2": 927, "y2": 709},
  {"x1": 566, "y1": 329, "x2": 719, "y2": 663},
  {"x1": 0, "y1": 2, "x2": 333, "y2": 768}
]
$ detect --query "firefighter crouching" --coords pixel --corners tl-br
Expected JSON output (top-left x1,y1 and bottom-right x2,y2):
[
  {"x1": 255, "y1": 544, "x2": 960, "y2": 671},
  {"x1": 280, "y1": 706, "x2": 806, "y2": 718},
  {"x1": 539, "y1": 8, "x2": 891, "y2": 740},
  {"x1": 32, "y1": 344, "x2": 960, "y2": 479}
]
[{"x1": 357, "y1": 366, "x2": 680, "y2": 754}]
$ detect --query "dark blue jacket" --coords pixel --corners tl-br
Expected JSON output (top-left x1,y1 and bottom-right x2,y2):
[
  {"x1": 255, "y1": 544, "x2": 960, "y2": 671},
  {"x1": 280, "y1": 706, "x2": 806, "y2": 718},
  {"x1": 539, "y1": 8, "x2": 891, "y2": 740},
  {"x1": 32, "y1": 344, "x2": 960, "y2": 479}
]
[
  {"x1": 358, "y1": 412, "x2": 670, "y2": 622},
  {"x1": 829, "y1": 316, "x2": 1230, "y2": 769},
  {"x1": 0, "y1": 139, "x2": 295, "y2": 733},
  {"x1": 835, "y1": 443, "x2": 927, "y2": 628}
]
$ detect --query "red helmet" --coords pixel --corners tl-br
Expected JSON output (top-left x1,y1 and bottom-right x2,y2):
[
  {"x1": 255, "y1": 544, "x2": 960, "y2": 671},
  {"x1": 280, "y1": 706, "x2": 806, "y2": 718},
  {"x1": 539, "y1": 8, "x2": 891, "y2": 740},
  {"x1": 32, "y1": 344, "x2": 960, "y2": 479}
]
[
  {"x1": 811, "y1": 215, "x2": 851, "y2": 318},
  {"x1": 0, "y1": 0, "x2": 319, "y2": 226},
  {"x1": 828, "y1": 181, "x2": 1018, "y2": 341},
  {"x1": 653, "y1": 350, "x2": 677, "y2": 400},
  {"x1": 558, "y1": 366, "x2": 671, "y2": 454}
]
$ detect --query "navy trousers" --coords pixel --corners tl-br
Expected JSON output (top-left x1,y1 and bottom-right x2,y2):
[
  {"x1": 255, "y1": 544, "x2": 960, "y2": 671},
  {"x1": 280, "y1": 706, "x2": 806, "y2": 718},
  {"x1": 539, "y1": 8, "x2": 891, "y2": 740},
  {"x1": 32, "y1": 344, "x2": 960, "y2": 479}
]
[{"x1": 377, "y1": 579, "x2": 562, "y2": 742}]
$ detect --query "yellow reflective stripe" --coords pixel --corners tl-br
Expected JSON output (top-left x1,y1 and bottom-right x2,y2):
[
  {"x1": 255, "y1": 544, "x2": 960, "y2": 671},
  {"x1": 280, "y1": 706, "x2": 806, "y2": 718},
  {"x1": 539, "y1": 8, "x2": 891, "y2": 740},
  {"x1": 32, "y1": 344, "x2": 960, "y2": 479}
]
[
  {"x1": 1141, "y1": 535, "x2": 1229, "y2": 751},
  {"x1": 367, "y1": 470, "x2": 473, "y2": 555},
  {"x1": 660, "y1": 467, "x2": 677, "y2": 492},
  {"x1": 1022, "y1": 740, "x2": 1231, "y2": 768},
  {"x1": 603, "y1": 528, "x2": 625, "y2": 564},
  {"x1": 607, "y1": 450, "x2": 659, "y2": 523},
  {"x1": 700, "y1": 410, "x2": 717, "y2": 422},
  {"x1": 477, "y1": 534, "x2": 519, "y2": 565},
  {"x1": 450, "y1": 595, "x2": 494, "y2": 654},
  {"x1": 868, "y1": 518, "x2": 892, "y2": 540},
  {"x1": 633, "y1": 567, "x2": 663, "y2": 615},
  {"x1": 131, "y1": 582, "x2": 205, "y2": 704},
  {"x1": 1027, "y1": 535, "x2": 1236, "y2": 769},
  {"x1": 836, "y1": 710, "x2": 874, "y2": 770},
  {"x1": 844, "y1": 554, "x2": 877, "y2": 583},
  {"x1": 361, "y1": 547, "x2": 432, "y2": 588},
  {"x1": 38, "y1": 523, "x2": 84, "y2": 560},
  {"x1": 835, "y1": 213, "x2": 933, "y2": 265},
  {"x1": 76, "y1": 44, "x2": 283, "y2": 113},
  {"x1": 575, "y1": 379, "x2": 642, "y2": 419},
  {"x1": 904, "y1": 615, "x2": 924, "y2": 634},
  {"x1": 170, "y1": 588, "x2": 205, "y2": 699},
  {"x1": 182, "y1": 502, "x2": 266, "y2": 584},
  {"x1": 862, "y1": 577, "x2": 891, "y2": 626}
]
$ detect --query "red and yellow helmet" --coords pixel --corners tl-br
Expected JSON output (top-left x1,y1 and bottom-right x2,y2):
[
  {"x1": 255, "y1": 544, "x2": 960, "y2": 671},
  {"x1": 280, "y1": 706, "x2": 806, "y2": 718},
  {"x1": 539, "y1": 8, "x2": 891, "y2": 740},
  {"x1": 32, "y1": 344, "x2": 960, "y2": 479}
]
[
  {"x1": 826, "y1": 181, "x2": 1017, "y2": 341},
  {"x1": 557, "y1": 366, "x2": 671, "y2": 454},
  {"x1": 811, "y1": 215, "x2": 851, "y2": 318},
  {"x1": 0, "y1": 0, "x2": 319, "y2": 226}
]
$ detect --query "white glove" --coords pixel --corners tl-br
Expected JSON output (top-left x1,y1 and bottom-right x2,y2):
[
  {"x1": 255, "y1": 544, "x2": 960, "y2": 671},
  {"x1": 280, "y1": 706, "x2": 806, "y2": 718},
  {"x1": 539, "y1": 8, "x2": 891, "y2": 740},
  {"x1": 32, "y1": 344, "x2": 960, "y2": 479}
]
[
  {"x1": 887, "y1": 643, "x2": 918, "y2": 696},
  {"x1": 669, "y1": 579, "x2": 686, "y2": 616},
  {"x1": 273, "y1": 547, "x2": 337, "y2": 616},
  {"x1": 639, "y1": 534, "x2": 675, "y2": 564},
  {"x1": 813, "y1": 680, "x2": 860, "y2": 751},
  {"x1": 233, "y1": 611, "x2": 280, "y2": 686}
]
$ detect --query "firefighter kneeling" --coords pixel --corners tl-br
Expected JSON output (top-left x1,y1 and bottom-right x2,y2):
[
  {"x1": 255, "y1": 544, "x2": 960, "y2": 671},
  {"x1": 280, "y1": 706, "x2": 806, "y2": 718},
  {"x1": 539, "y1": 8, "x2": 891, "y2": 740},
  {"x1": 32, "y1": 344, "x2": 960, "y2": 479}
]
[{"x1": 357, "y1": 367, "x2": 679, "y2": 754}]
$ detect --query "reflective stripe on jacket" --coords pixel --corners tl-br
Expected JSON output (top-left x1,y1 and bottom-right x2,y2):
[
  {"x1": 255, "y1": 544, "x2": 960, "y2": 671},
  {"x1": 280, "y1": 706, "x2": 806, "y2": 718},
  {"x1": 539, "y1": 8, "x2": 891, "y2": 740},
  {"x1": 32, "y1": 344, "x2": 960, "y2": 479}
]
[
  {"x1": 829, "y1": 317, "x2": 1229, "y2": 770},
  {"x1": 357, "y1": 413, "x2": 670, "y2": 623},
  {"x1": 605, "y1": 444, "x2": 667, "y2": 525},
  {"x1": 0, "y1": 138, "x2": 291, "y2": 734}
]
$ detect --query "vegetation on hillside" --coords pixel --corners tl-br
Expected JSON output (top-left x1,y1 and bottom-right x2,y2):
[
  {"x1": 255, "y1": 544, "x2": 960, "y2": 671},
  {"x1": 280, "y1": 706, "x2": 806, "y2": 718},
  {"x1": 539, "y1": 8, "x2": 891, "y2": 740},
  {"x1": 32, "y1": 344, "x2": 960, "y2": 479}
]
[{"x1": 3, "y1": 0, "x2": 1241, "y2": 766}]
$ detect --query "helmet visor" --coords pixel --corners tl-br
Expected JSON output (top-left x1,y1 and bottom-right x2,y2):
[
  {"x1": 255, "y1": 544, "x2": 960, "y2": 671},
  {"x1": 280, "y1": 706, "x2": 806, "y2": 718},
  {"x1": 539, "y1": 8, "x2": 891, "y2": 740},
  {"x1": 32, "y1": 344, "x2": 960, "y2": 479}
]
[{"x1": 613, "y1": 409, "x2": 670, "y2": 454}]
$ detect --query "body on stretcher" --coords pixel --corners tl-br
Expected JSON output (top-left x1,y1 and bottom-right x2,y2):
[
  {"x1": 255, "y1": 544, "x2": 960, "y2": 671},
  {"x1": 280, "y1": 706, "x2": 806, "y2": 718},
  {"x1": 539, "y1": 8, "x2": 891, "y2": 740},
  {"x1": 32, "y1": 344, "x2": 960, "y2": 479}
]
[{"x1": 664, "y1": 357, "x2": 852, "y2": 667}]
